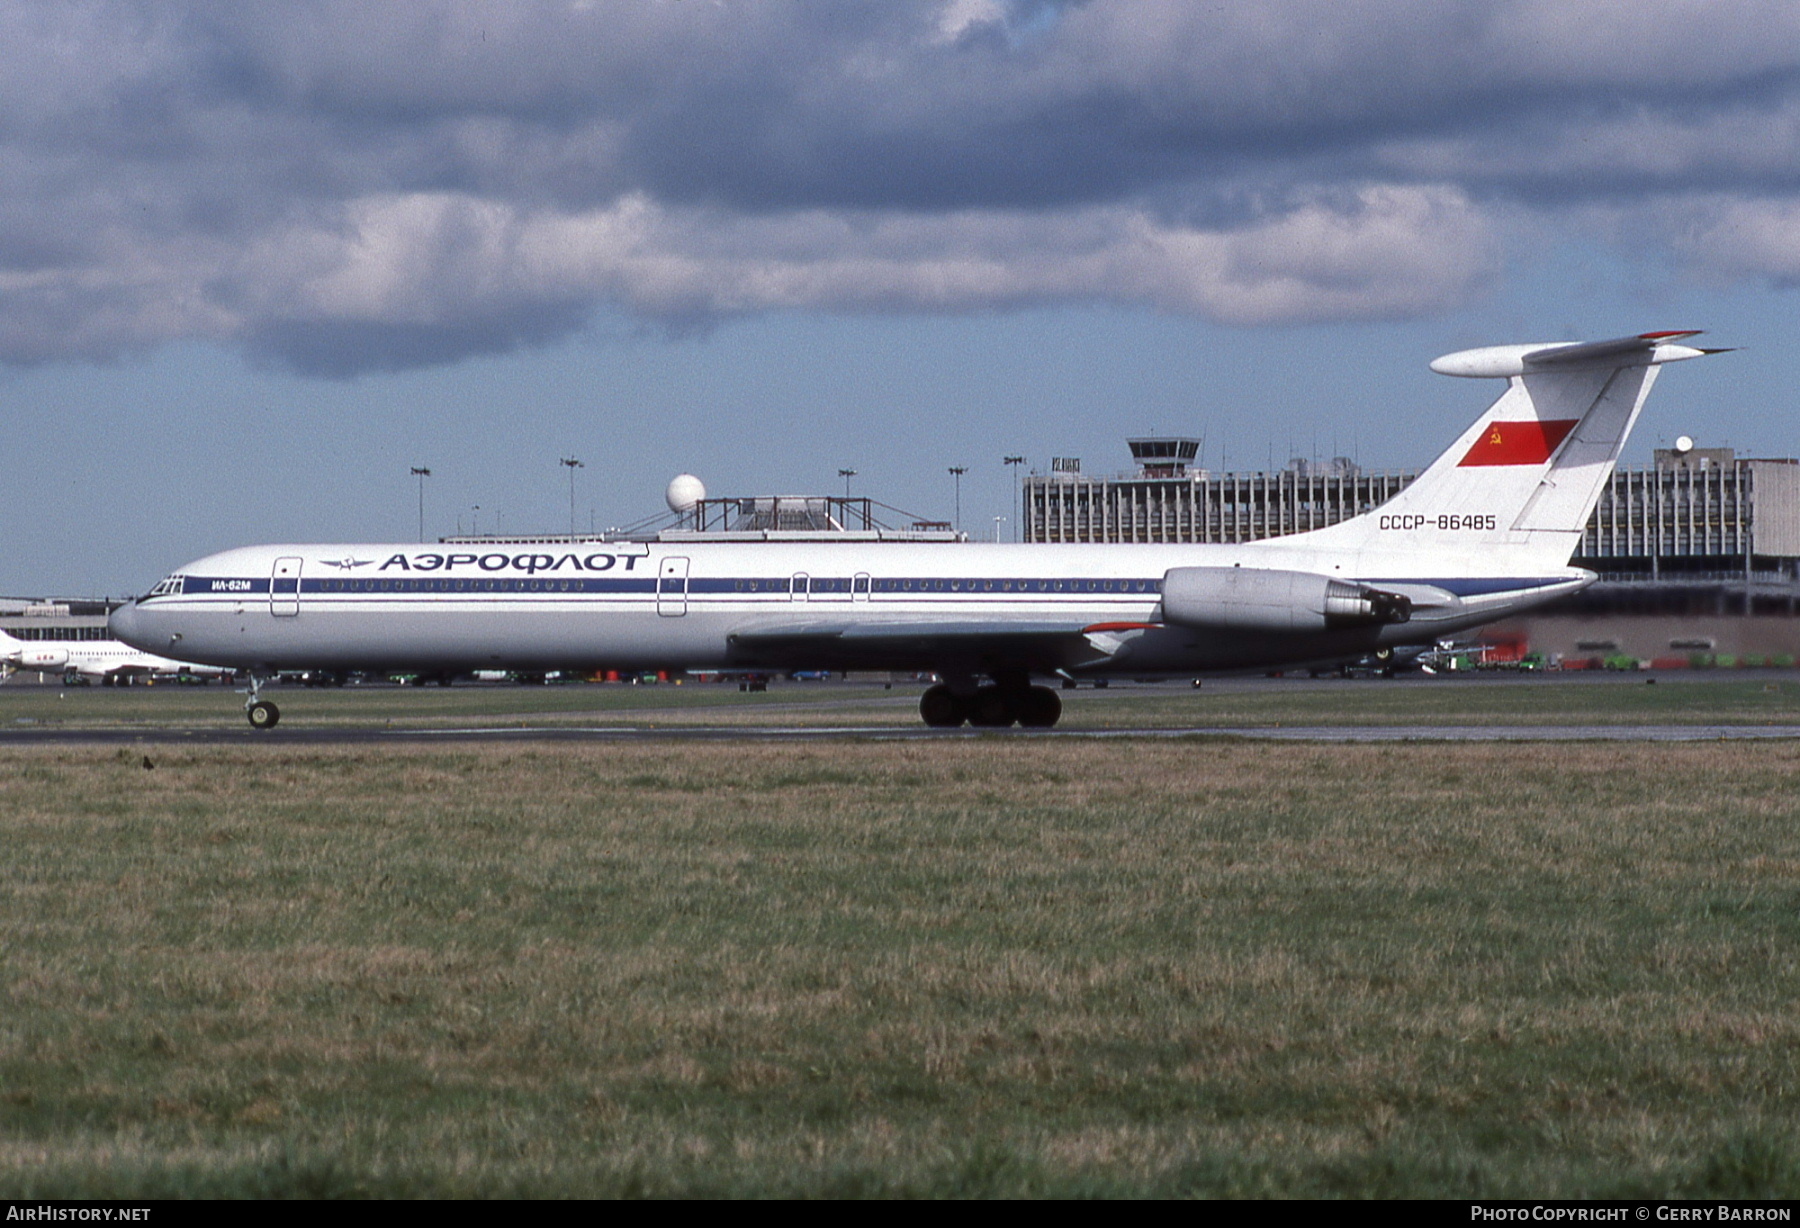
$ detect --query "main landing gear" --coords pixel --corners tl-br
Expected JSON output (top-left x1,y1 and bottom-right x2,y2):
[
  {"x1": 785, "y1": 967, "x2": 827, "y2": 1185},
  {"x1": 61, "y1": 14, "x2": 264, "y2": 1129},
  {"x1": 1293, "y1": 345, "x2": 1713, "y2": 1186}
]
[
  {"x1": 243, "y1": 674, "x2": 279, "y2": 730},
  {"x1": 919, "y1": 676, "x2": 1062, "y2": 729}
]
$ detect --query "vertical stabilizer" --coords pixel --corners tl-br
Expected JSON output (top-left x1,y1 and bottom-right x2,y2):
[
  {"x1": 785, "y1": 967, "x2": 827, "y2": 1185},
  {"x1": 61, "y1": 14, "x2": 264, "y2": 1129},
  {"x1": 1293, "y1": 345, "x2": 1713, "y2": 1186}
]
[{"x1": 1293, "y1": 332, "x2": 1719, "y2": 569}]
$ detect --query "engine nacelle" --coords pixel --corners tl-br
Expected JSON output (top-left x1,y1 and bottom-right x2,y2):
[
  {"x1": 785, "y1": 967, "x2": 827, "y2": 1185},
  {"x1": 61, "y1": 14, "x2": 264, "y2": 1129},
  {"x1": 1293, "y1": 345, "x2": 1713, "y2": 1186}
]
[{"x1": 1161, "y1": 567, "x2": 1412, "y2": 633}]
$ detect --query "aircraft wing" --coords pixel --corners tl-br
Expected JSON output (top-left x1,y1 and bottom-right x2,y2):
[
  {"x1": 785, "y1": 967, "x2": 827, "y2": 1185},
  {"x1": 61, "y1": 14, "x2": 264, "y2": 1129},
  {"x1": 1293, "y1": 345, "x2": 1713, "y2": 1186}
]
[{"x1": 726, "y1": 618, "x2": 1152, "y2": 674}]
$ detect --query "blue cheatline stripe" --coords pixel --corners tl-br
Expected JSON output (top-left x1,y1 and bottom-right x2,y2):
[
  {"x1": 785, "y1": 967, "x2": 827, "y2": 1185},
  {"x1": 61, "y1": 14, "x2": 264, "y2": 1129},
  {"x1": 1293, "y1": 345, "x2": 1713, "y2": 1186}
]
[
  {"x1": 181, "y1": 577, "x2": 271, "y2": 595},
  {"x1": 172, "y1": 575, "x2": 1174, "y2": 598},
  {"x1": 303, "y1": 577, "x2": 658, "y2": 595},
  {"x1": 162, "y1": 573, "x2": 1571, "y2": 603}
]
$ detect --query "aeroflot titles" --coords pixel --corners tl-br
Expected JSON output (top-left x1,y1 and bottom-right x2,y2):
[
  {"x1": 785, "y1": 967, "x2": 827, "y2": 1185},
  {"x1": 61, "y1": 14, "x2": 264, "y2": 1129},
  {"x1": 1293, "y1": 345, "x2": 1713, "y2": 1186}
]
[{"x1": 376, "y1": 551, "x2": 648, "y2": 573}]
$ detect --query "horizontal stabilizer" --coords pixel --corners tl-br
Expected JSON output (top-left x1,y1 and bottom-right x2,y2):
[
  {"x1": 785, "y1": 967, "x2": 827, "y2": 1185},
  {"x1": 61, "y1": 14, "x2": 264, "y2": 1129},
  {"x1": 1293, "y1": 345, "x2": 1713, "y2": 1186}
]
[
  {"x1": 1522, "y1": 331, "x2": 1701, "y2": 367},
  {"x1": 1431, "y1": 331, "x2": 1714, "y2": 379}
]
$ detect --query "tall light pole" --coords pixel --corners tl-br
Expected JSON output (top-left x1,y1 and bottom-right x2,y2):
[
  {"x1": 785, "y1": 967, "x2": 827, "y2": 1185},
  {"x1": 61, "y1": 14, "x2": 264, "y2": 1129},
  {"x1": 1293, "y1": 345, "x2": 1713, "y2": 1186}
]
[
  {"x1": 1003, "y1": 455, "x2": 1025, "y2": 542},
  {"x1": 561, "y1": 457, "x2": 583, "y2": 540},
  {"x1": 993, "y1": 515, "x2": 1005, "y2": 542},
  {"x1": 471, "y1": 505, "x2": 480, "y2": 536},
  {"x1": 411, "y1": 467, "x2": 431, "y2": 543},
  {"x1": 948, "y1": 466, "x2": 967, "y2": 533},
  {"x1": 839, "y1": 467, "x2": 857, "y2": 499}
]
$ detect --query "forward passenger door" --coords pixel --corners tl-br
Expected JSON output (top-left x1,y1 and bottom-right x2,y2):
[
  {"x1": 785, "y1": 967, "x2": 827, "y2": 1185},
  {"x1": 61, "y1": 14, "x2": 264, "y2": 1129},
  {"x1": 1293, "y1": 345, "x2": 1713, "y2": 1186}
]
[
  {"x1": 658, "y1": 556, "x2": 690, "y2": 617},
  {"x1": 271, "y1": 557, "x2": 302, "y2": 617}
]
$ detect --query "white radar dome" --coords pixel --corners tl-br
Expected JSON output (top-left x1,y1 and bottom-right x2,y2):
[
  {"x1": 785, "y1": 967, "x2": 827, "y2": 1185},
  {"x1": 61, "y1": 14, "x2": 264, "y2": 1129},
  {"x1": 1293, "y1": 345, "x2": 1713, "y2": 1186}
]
[
  {"x1": 1674, "y1": 435, "x2": 1695, "y2": 454},
  {"x1": 665, "y1": 473, "x2": 706, "y2": 513}
]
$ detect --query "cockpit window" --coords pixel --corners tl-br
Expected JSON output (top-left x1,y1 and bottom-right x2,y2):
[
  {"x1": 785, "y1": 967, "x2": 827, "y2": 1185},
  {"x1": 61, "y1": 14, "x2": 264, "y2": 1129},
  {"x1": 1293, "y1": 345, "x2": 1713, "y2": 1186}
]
[{"x1": 143, "y1": 574, "x2": 184, "y2": 600}]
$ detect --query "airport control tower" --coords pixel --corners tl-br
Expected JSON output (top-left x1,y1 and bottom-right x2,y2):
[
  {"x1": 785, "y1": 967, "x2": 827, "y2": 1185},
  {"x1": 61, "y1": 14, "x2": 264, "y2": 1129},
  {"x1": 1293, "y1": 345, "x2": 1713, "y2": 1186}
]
[{"x1": 1125, "y1": 436, "x2": 1201, "y2": 479}]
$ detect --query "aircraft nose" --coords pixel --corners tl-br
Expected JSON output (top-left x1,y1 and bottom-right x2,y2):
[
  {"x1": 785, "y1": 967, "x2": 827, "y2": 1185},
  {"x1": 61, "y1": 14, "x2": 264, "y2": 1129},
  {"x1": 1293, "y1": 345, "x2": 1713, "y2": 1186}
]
[{"x1": 108, "y1": 601, "x2": 146, "y2": 649}]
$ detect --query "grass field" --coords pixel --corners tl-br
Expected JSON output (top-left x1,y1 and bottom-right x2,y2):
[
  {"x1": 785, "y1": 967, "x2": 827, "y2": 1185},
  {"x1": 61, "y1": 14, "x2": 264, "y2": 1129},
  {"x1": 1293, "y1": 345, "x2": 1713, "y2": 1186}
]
[
  {"x1": 3, "y1": 671, "x2": 1800, "y2": 731},
  {"x1": 3, "y1": 732, "x2": 1799, "y2": 1197}
]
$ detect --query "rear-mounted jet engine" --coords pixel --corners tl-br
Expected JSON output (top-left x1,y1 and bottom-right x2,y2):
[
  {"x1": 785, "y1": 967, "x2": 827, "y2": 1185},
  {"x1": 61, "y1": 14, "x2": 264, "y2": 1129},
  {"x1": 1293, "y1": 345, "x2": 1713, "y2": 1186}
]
[{"x1": 1160, "y1": 567, "x2": 1412, "y2": 632}]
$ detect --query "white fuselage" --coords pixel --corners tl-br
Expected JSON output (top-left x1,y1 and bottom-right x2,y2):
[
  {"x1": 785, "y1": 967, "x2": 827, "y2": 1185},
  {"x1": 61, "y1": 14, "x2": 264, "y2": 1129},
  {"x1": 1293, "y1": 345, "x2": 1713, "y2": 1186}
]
[{"x1": 107, "y1": 535, "x2": 1588, "y2": 679}]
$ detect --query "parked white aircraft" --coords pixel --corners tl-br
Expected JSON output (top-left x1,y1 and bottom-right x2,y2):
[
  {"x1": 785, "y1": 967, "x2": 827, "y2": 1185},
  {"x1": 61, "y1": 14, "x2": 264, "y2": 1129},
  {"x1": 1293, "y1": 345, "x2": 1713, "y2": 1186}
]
[
  {"x1": 110, "y1": 332, "x2": 1722, "y2": 729},
  {"x1": 0, "y1": 627, "x2": 231, "y2": 685}
]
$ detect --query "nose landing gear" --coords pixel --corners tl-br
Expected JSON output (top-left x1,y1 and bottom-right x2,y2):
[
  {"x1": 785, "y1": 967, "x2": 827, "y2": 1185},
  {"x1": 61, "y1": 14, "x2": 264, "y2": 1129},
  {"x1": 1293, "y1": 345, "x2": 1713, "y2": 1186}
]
[{"x1": 242, "y1": 674, "x2": 280, "y2": 730}]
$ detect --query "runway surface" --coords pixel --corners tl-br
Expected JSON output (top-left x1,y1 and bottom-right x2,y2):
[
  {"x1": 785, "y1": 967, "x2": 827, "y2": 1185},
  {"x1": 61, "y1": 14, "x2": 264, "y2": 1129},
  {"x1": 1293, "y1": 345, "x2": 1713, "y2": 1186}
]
[
  {"x1": 4, "y1": 722, "x2": 1800, "y2": 745},
  {"x1": 5, "y1": 671, "x2": 1799, "y2": 744}
]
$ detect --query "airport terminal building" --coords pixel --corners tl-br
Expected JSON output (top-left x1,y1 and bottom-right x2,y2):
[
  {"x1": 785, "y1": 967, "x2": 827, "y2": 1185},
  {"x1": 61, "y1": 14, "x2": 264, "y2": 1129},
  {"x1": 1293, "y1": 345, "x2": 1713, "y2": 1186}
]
[
  {"x1": 1023, "y1": 439, "x2": 1800, "y2": 664},
  {"x1": 0, "y1": 597, "x2": 114, "y2": 643}
]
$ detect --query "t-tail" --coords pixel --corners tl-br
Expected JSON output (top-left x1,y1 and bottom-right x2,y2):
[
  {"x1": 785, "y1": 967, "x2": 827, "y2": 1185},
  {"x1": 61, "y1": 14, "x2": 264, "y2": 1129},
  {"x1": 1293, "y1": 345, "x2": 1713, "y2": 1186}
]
[{"x1": 1294, "y1": 331, "x2": 1725, "y2": 572}]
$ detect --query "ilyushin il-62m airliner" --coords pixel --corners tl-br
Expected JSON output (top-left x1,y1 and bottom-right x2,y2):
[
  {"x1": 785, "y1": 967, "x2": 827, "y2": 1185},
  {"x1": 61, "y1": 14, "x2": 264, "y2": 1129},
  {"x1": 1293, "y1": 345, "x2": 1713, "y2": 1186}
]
[{"x1": 111, "y1": 332, "x2": 1722, "y2": 730}]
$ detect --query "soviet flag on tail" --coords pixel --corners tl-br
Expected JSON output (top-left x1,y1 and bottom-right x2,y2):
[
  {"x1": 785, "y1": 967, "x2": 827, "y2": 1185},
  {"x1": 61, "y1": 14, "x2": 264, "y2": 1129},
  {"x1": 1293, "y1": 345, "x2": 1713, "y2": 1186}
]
[{"x1": 1458, "y1": 419, "x2": 1577, "y2": 466}]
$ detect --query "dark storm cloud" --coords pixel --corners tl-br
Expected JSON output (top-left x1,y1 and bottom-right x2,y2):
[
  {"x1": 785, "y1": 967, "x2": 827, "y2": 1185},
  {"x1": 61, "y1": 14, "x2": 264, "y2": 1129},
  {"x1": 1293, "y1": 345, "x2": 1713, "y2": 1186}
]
[{"x1": 2, "y1": 0, "x2": 1798, "y2": 374}]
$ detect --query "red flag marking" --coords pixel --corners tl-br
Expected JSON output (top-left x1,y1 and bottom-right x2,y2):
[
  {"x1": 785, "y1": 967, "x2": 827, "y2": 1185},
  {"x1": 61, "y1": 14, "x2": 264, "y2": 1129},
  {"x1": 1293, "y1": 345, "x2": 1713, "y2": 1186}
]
[{"x1": 1458, "y1": 419, "x2": 1578, "y2": 467}]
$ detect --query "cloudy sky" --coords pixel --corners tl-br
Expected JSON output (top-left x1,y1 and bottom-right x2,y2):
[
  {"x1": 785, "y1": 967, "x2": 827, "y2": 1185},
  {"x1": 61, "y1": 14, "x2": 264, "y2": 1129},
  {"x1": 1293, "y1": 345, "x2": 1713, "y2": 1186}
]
[{"x1": 3, "y1": 0, "x2": 1797, "y2": 594}]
